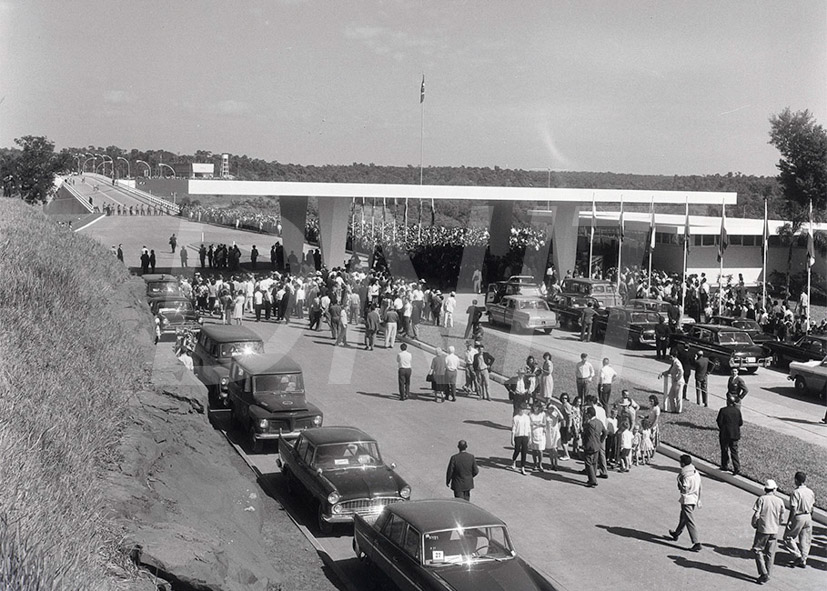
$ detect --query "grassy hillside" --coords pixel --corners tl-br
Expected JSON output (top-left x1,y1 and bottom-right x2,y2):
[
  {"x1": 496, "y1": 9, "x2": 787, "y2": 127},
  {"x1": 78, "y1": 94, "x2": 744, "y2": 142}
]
[{"x1": 0, "y1": 199, "x2": 147, "y2": 589}]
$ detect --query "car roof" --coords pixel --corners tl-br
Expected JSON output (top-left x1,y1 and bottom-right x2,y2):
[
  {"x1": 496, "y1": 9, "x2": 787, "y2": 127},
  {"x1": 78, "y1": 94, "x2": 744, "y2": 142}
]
[
  {"x1": 200, "y1": 324, "x2": 263, "y2": 343},
  {"x1": 505, "y1": 275, "x2": 537, "y2": 283},
  {"x1": 233, "y1": 353, "x2": 302, "y2": 374},
  {"x1": 502, "y1": 295, "x2": 545, "y2": 301},
  {"x1": 142, "y1": 274, "x2": 178, "y2": 283},
  {"x1": 300, "y1": 426, "x2": 376, "y2": 445},
  {"x1": 691, "y1": 324, "x2": 748, "y2": 333},
  {"x1": 387, "y1": 499, "x2": 506, "y2": 532},
  {"x1": 629, "y1": 298, "x2": 668, "y2": 305},
  {"x1": 798, "y1": 335, "x2": 827, "y2": 343}
]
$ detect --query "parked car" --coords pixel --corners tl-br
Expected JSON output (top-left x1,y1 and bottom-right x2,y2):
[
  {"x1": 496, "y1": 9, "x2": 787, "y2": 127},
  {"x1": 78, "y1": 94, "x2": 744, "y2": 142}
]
[
  {"x1": 707, "y1": 316, "x2": 778, "y2": 347},
  {"x1": 628, "y1": 298, "x2": 695, "y2": 329},
  {"x1": 142, "y1": 273, "x2": 182, "y2": 298},
  {"x1": 149, "y1": 297, "x2": 201, "y2": 336},
  {"x1": 557, "y1": 278, "x2": 622, "y2": 309},
  {"x1": 227, "y1": 355, "x2": 323, "y2": 452},
  {"x1": 548, "y1": 293, "x2": 599, "y2": 330},
  {"x1": 277, "y1": 427, "x2": 411, "y2": 534},
  {"x1": 670, "y1": 324, "x2": 770, "y2": 373},
  {"x1": 788, "y1": 356, "x2": 827, "y2": 400},
  {"x1": 764, "y1": 335, "x2": 827, "y2": 368},
  {"x1": 593, "y1": 307, "x2": 661, "y2": 348},
  {"x1": 485, "y1": 276, "x2": 545, "y2": 303},
  {"x1": 353, "y1": 499, "x2": 562, "y2": 591},
  {"x1": 486, "y1": 295, "x2": 557, "y2": 334},
  {"x1": 192, "y1": 324, "x2": 265, "y2": 407}
]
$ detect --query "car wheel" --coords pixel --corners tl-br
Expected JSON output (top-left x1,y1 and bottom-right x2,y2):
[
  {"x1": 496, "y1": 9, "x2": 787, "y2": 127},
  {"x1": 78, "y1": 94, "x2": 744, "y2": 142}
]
[
  {"x1": 744, "y1": 367, "x2": 757, "y2": 374},
  {"x1": 794, "y1": 376, "x2": 807, "y2": 395},
  {"x1": 543, "y1": 328, "x2": 553, "y2": 335},
  {"x1": 317, "y1": 502, "x2": 333, "y2": 535},
  {"x1": 283, "y1": 467, "x2": 297, "y2": 495},
  {"x1": 207, "y1": 385, "x2": 220, "y2": 408},
  {"x1": 773, "y1": 352, "x2": 783, "y2": 367},
  {"x1": 248, "y1": 425, "x2": 263, "y2": 454}
]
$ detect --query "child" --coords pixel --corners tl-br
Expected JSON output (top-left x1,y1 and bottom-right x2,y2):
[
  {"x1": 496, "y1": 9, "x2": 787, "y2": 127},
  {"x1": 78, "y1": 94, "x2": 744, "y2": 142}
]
[
  {"x1": 639, "y1": 419, "x2": 655, "y2": 464},
  {"x1": 605, "y1": 407, "x2": 618, "y2": 467},
  {"x1": 618, "y1": 419, "x2": 632, "y2": 472},
  {"x1": 631, "y1": 424, "x2": 642, "y2": 466}
]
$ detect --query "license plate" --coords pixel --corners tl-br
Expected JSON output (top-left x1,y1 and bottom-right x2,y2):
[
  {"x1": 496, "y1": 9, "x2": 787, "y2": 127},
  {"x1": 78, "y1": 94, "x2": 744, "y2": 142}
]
[{"x1": 744, "y1": 357, "x2": 755, "y2": 363}]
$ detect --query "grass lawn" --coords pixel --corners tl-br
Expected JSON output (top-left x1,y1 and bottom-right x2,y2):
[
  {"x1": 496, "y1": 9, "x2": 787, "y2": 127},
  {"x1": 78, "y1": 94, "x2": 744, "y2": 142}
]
[{"x1": 414, "y1": 324, "x2": 826, "y2": 509}]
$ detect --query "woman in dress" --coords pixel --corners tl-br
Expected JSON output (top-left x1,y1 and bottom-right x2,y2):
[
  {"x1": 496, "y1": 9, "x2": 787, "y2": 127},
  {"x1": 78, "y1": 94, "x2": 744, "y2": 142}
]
[
  {"x1": 646, "y1": 394, "x2": 662, "y2": 449},
  {"x1": 543, "y1": 401, "x2": 563, "y2": 470},
  {"x1": 558, "y1": 393, "x2": 574, "y2": 460},
  {"x1": 429, "y1": 348, "x2": 447, "y2": 402},
  {"x1": 232, "y1": 291, "x2": 246, "y2": 325},
  {"x1": 528, "y1": 401, "x2": 547, "y2": 472},
  {"x1": 539, "y1": 352, "x2": 554, "y2": 403}
]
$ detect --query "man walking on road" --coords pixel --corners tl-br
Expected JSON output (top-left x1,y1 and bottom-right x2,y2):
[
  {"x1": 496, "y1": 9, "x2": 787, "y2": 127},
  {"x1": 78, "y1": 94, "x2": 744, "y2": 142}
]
[
  {"x1": 582, "y1": 406, "x2": 606, "y2": 488},
  {"x1": 716, "y1": 396, "x2": 743, "y2": 475},
  {"x1": 180, "y1": 245, "x2": 188, "y2": 267},
  {"x1": 669, "y1": 454, "x2": 703, "y2": 552},
  {"x1": 783, "y1": 471, "x2": 815, "y2": 569},
  {"x1": 751, "y1": 479, "x2": 786, "y2": 585},
  {"x1": 575, "y1": 353, "x2": 595, "y2": 401},
  {"x1": 383, "y1": 307, "x2": 399, "y2": 349},
  {"x1": 446, "y1": 440, "x2": 479, "y2": 500},
  {"x1": 169, "y1": 233, "x2": 177, "y2": 253},
  {"x1": 396, "y1": 343, "x2": 412, "y2": 401}
]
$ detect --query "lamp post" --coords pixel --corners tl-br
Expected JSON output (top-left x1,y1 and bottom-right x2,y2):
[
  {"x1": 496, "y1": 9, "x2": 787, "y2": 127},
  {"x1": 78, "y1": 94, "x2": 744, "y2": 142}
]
[
  {"x1": 99, "y1": 155, "x2": 114, "y2": 177},
  {"x1": 116, "y1": 156, "x2": 130, "y2": 179},
  {"x1": 158, "y1": 163, "x2": 175, "y2": 178},
  {"x1": 136, "y1": 160, "x2": 151, "y2": 177},
  {"x1": 83, "y1": 156, "x2": 96, "y2": 173},
  {"x1": 74, "y1": 154, "x2": 84, "y2": 175}
]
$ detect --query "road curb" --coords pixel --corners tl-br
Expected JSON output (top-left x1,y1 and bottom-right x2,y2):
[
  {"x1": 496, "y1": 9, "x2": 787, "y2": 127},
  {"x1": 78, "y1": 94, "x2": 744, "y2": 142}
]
[{"x1": 403, "y1": 334, "x2": 827, "y2": 527}]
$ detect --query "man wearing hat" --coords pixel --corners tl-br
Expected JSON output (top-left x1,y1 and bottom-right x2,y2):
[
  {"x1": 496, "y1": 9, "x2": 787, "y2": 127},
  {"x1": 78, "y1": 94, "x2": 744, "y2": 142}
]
[{"x1": 751, "y1": 479, "x2": 786, "y2": 585}]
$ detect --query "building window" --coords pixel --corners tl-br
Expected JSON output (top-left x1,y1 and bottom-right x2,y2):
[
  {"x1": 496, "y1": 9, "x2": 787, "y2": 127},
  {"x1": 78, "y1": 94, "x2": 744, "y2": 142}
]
[
  {"x1": 694, "y1": 235, "x2": 703, "y2": 247},
  {"x1": 730, "y1": 235, "x2": 743, "y2": 246},
  {"x1": 742, "y1": 235, "x2": 756, "y2": 246},
  {"x1": 702, "y1": 235, "x2": 715, "y2": 246}
]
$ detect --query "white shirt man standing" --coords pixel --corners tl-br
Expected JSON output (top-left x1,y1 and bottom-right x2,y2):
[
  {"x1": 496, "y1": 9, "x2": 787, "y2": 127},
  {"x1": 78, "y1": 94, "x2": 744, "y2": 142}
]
[{"x1": 597, "y1": 357, "x2": 617, "y2": 410}]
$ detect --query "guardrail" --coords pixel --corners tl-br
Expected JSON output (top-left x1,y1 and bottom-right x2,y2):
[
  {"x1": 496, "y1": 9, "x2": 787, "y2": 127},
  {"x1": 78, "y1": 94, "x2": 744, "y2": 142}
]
[
  {"x1": 86, "y1": 173, "x2": 180, "y2": 215},
  {"x1": 59, "y1": 180, "x2": 95, "y2": 213}
]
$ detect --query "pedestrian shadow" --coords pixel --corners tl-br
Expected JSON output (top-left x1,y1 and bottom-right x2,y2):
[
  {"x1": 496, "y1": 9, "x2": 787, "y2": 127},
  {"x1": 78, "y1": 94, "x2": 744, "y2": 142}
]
[
  {"x1": 595, "y1": 525, "x2": 681, "y2": 549},
  {"x1": 711, "y1": 545, "x2": 755, "y2": 560},
  {"x1": 463, "y1": 419, "x2": 511, "y2": 431},
  {"x1": 474, "y1": 456, "x2": 514, "y2": 471},
  {"x1": 776, "y1": 416, "x2": 824, "y2": 426},
  {"x1": 355, "y1": 391, "x2": 399, "y2": 401},
  {"x1": 645, "y1": 463, "x2": 680, "y2": 474},
  {"x1": 532, "y1": 469, "x2": 583, "y2": 486},
  {"x1": 671, "y1": 420, "x2": 717, "y2": 431},
  {"x1": 666, "y1": 554, "x2": 755, "y2": 582},
  {"x1": 311, "y1": 339, "x2": 338, "y2": 347},
  {"x1": 633, "y1": 386, "x2": 662, "y2": 395}
]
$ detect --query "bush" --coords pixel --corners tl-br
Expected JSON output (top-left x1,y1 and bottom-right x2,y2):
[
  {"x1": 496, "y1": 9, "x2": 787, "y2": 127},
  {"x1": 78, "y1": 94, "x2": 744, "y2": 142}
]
[{"x1": 0, "y1": 201, "x2": 146, "y2": 589}]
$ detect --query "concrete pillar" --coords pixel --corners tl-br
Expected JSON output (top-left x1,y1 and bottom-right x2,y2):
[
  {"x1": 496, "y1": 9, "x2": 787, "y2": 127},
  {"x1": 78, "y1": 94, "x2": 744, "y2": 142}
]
[
  {"x1": 552, "y1": 203, "x2": 582, "y2": 278},
  {"x1": 488, "y1": 200, "x2": 514, "y2": 257},
  {"x1": 318, "y1": 196, "x2": 351, "y2": 269},
  {"x1": 279, "y1": 196, "x2": 308, "y2": 272}
]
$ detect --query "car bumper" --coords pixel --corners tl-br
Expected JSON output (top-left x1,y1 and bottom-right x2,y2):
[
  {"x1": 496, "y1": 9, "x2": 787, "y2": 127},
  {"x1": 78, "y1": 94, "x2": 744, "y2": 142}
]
[
  {"x1": 254, "y1": 426, "x2": 314, "y2": 441},
  {"x1": 325, "y1": 497, "x2": 406, "y2": 524},
  {"x1": 638, "y1": 335, "x2": 656, "y2": 346},
  {"x1": 729, "y1": 356, "x2": 772, "y2": 369}
]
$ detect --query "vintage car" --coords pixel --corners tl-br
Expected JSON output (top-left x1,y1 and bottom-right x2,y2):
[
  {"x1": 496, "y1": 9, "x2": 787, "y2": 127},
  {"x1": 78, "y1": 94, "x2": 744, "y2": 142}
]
[
  {"x1": 353, "y1": 499, "x2": 562, "y2": 591},
  {"x1": 149, "y1": 296, "x2": 201, "y2": 336},
  {"x1": 628, "y1": 298, "x2": 695, "y2": 329},
  {"x1": 670, "y1": 324, "x2": 770, "y2": 373},
  {"x1": 486, "y1": 295, "x2": 557, "y2": 334},
  {"x1": 142, "y1": 273, "x2": 182, "y2": 298},
  {"x1": 485, "y1": 276, "x2": 545, "y2": 303},
  {"x1": 227, "y1": 355, "x2": 323, "y2": 451},
  {"x1": 593, "y1": 307, "x2": 661, "y2": 348},
  {"x1": 547, "y1": 293, "x2": 599, "y2": 330},
  {"x1": 192, "y1": 324, "x2": 265, "y2": 407},
  {"x1": 557, "y1": 278, "x2": 622, "y2": 309},
  {"x1": 764, "y1": 335, "x2": 827, "y2": 368},
  {"x1": 277, "y1": 427, "x2": 411, "y2": 534},
  {"x1": 707, "y1": 316, "x2": 778, "y2": 347},
  {"x1": 788, "y1": 356, "x2": 827, "y2": 400}
]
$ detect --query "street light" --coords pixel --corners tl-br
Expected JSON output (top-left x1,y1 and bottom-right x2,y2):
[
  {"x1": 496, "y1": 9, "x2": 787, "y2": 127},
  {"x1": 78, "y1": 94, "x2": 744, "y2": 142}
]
[
  {"x1": 158, "y1": 163, "x2": 175, "y2": 178},
  {"x1": 83, "y1": 156, "x2": 96, "y2": 173},
  {"x1": 136, "y1": 160, "x2": 151, "y2": 177},
  {"x1": 116, "y1": 156, "x2": 130, "y2": 179}
]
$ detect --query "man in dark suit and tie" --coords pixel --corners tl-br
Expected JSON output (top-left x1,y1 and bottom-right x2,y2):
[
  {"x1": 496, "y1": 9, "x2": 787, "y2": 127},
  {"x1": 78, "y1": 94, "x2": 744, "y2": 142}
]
[
  {"x1": 716, "y1": 396, "x2": 743, "y2": 475},
  {"x1": 446, "y1": 440, "x2": 479, "y2": 501}
]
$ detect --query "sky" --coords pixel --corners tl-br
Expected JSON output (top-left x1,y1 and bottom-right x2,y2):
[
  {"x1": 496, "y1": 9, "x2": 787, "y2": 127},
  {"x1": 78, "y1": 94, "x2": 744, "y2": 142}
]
[{"x1": 1, "y1": 0, "x2": 825, "y2": 176}]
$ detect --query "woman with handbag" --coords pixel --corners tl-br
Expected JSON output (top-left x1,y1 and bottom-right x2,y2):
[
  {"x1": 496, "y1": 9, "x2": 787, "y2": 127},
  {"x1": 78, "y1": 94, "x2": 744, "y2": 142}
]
[{"x1": 429, "y1": 348, "x2": 448, "y2": 402}]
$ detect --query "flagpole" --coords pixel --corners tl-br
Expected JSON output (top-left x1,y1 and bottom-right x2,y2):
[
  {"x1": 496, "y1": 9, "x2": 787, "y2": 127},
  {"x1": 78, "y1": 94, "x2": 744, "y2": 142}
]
[
  {"x1": 681, "y1": 196, "x2": 689, "y2": 314},
  {"x1": 589, "y1": 193, "x2": 596, "y2": 278},
  {"x1": 807, "y1": 198, "x2": 813, "y2": 332},
  {"x1": 718, "y1": 202, "x2": 726, "y2": 316},
  {"x1": 419, "y1": 73, "x2": 425, "y2": 242},
  {"x1": 762, "y1": 196, "x2": 768, "y2": 309},
  {"x1": 647, "y1": 197, "x2": 654, "y2": 295},
  {"x1": 617, "y1": 195, "x2": 623, "y2": 291},
  {"x1": 371, "y1": 197, "x2": 376, "y2": 240}
]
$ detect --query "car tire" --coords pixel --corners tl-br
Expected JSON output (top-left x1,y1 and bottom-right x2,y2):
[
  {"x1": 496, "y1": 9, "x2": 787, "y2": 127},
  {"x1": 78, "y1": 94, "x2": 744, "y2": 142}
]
[
  {"x1": 207, "y1": 385, "x2": 220, "y2": 408},
  {"x1": 317, "y1": 502, "x2": 333, "y2": 535},
  {"x1": 248, "y1": 425, "x2": 263, "y2": 454},
  {"x1": 744, "y1": 367, "x2": 758, "y2": 374},
  {"x1": 794, "y1": 376, "x2": 807, "y2": 395},
  {"x1": 773, "y1": 352, "x2": 783, "y2": 367},
  {"x1": 283, "y1": 467, "x2": 297, "y2": 495},
  {"x1": 543, "y1": 328, "x2": 553, "y2": 335}
]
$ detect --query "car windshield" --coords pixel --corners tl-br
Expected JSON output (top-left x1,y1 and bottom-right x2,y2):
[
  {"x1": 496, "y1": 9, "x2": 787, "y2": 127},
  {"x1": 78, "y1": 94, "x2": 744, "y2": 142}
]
[
  {"x1": 518, "y1": 300, "x2": 550, "y2": 311},
  {"x1": 158, "y1": 301, "x2": 194, "y2": 312},
  {"x1": 717, "y1": 331, "x2": 754, "y2": 345},
  {"x1": 424, "y1": 525, "x2": 514, "y2": 565},
  {"x1": 312, "y1": 441, "x2": 381, "y2": 470},
  {"x1": 220, "y1": 342, "x2": 264, "y2": 357},
  {"x1": 149, "y1": 283, "x2": 179, "y2": 293},
  {"x1": 254, "y1": 372, "x2": 304, "y2": 392},
  {"x1": 630, "y1": 312, "x2": 659, "y2": 323},
  {"x1": 731, "y1": 320, "x2": 761, "y2": 331}
]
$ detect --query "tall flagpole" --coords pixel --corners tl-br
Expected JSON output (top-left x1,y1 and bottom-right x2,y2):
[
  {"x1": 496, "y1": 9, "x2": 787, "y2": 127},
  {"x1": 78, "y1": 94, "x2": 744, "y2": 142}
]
[
  {"x1": 718, "y1": 201, "x2": 726, "y2": 316},
  {"x1": 371, "y1": 197, "x2": 376, "y2": 240},
  {"x1": 807, "y1": 198, "x2": 813, "y2": 332},
  {"x1": 762, "y1": 196, "x2": 768, "y2": 309},
  {"x1": 681, "y1": 195, "x2": 689, "y2": 314},
  {"x1": 418, "y1": 74, "x2": 425, "y2": 242},
  {"x1": 588, "y1": 193, "x2": 596, "y2": 278},
  {"x1": 381, "y1": 197, "x2": 387, "y2": 241},
  {"x1": 647, "y1": 197, "x2": 654, "y2": 294},
  {"x1": 617, "y1": 194, "x2": 623, "y2": 291}
]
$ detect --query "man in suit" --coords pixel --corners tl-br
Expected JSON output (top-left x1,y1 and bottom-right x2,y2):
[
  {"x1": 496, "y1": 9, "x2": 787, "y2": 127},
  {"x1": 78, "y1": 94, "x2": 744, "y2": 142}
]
[
  {"x1": 726, "y1": 367, "x2": 749, "y2": 404},
  {"x1": 446, "y1": 440, "x2": 479, "y2": 501},
  {"x1": 582, "y1": 406, "x2": 606, "y2": 488},
  {"x1": 716, "y1": 396, "x2": 743, "y2": 475}
]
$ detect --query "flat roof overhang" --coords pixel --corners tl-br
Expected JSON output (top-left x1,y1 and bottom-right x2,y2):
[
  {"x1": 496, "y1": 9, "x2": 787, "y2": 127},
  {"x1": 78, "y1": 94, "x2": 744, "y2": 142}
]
[{"x1": 186, "y1": 179, "x2": 736, "y2": 205}]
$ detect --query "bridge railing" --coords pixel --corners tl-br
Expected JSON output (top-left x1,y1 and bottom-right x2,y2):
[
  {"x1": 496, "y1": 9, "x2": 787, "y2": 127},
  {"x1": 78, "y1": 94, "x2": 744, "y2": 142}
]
[
  {"x1": 59, "y1": 179, "x2": 95, "y2": 213},
  {"x1": 86, "y1": 173, "x2": 181, "y2": 215}
]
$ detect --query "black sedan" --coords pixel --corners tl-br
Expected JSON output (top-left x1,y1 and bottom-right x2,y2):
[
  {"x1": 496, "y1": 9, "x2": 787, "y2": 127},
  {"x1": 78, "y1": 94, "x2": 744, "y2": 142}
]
[
  {"x1": 764, "y1": 335, "x2": 827, "y2": 368},
  {"x1": 593, "y1": 307, "x2": 661, "y2": 348},
  {"x1": 353, "y1": 499, "x2": 562, "y2": 591},
  {"x1": 708, "y1": 316, "x2": 778, "y2": 347},
  {"x1": 278, "y1": 427, "x2": 411, "y2": 534},
  {"x1": 670, "y1": 324, "x2": 770, "y2": 373}
]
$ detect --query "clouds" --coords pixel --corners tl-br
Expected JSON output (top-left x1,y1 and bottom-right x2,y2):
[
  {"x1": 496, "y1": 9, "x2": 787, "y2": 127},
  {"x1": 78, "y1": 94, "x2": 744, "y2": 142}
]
[
  {"x1": 207, "y1": 99, "x2": 251, "y2": 116},
  {"x1": 104, "y1": 90, "x2": 134, "y2": 105},
  {"x1": 344, "y1": 24, "x2": 442, "y2": 61}
]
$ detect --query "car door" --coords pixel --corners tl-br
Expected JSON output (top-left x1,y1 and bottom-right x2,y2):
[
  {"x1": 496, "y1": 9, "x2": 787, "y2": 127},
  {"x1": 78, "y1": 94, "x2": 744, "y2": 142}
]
[
  {"x1": 812, "y1": 359, "x2": 827, "y2": 394},
  {"x1": 374, "y1": 515, "x2": 421, "y2": 591},
  {"x1": 503, "y1": 298, "x2": 517, "y2": 327},
  {"x1": 294, "y1": 441, "x2": 320, "y2": 495}
]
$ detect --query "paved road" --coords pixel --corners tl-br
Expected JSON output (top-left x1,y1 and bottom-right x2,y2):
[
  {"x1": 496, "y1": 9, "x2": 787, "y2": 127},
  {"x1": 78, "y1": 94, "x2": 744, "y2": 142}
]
[{"x1": 82, "y1": 215, "x2": 826, "y2": 590}]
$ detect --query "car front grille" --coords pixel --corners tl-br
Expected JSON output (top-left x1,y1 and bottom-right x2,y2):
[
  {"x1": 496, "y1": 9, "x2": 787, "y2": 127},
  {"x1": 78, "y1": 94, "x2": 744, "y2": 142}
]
[{"x1": 339, "y1": 497, "x2": 403, "y2": 515}]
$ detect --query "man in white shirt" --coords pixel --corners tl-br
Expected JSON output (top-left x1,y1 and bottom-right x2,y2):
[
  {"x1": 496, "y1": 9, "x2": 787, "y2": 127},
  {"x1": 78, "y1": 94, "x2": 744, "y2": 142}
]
[
  {"x1": 511, "y1": 405, "x2": 532, "y2": 474},
  {"x1": 597, "y1": 358, "x2": 618, "y2": 410},
  {"x1": 463, "y1": 342, "x2": 478, "y2": 394},
  {"x1": 396, "y1": 343, "x2": 413, "y2": 400},
  {"x1": 443, "y1": 292, "x2": 457, "y2": 328},
  {"x1": 444, "y1": 345, "x2": 460, "y2": 401},
  {"x1": 575, "y1": 353, "x2": 595, "y2": 400}
]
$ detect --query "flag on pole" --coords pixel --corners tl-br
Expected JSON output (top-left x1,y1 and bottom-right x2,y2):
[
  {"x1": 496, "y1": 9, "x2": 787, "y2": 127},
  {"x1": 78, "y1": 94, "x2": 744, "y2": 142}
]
[
  {"x1": 717, "y1": 205, "x2": 728, "y2": 263},
  {"x1": 420, "y1": 75, "x2": 425, "y2": 104},
  {"x1": 762, "y1": 198, "x2": 769, "y2": 258},
  {"x1": 591, "y1": 195, "x2": 597, "y2": 233},
  {"x1": 807, "y1": 199, "x2": 816, "y2": 267},
  {"x1": 618, "y1": 195, "x2": 625, "y2": 242},
  {"x1": 646, "y1": 198, "x2": 656, "y2": 254},
  {"x1": 684, "y1": 197, "x2": 691, "y2": 252}
]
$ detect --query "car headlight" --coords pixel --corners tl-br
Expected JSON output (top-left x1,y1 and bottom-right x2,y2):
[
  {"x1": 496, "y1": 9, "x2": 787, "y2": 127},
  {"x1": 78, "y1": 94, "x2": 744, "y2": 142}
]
[
  {"x1": 258, "y1": 419, "x2": 269, "y2": 430},
  {"x1": 332, "y1": 504, "x2": 342, "y2": 515},
  {"x1": 220, "y1": 377, "x2": 229, "y2": 386},
  {"x1": 313, "y1": 415, "x2": 323, "y2": 426},
  {"x1": 400, "y1": 486, "x2": 411, "y2": 499},
  {"x1": 327, "y1": 491, "x2": 341, "y2": 505}
]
